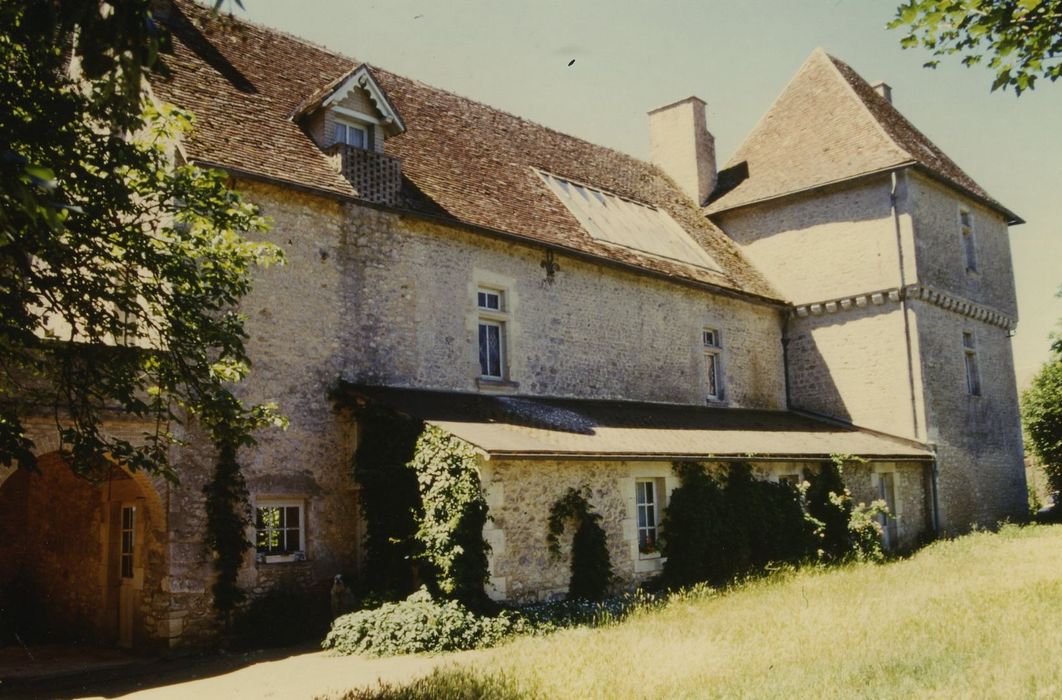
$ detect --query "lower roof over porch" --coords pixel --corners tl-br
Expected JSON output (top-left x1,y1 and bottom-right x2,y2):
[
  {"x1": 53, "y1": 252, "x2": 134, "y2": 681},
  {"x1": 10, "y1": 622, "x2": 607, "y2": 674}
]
[{"x1": 339, "y1": 385, "x2": 932, "y2": 462}]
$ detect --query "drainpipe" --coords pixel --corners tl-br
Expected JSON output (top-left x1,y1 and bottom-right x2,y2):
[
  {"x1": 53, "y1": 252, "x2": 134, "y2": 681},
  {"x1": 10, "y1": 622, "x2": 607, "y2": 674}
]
[{"x1": 890, "y1": 170, "x2": 921, "y2": 441}]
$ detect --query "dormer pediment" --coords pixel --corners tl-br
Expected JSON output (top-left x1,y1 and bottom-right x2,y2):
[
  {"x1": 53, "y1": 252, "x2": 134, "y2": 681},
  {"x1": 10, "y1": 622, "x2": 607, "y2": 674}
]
[{"x1": 292, "y1": 64, "x2": 405, "y2": 138}]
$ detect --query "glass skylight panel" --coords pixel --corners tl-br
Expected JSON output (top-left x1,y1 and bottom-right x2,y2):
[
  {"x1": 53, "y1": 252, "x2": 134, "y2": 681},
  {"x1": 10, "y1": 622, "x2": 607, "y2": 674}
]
[{"x1": 537, "y1": 170, "x2": 721, "y2": 271}]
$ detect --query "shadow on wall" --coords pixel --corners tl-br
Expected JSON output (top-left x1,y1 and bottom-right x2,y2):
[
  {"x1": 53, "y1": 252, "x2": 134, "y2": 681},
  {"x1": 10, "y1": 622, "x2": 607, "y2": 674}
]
[{"x1": 783, "y1": 319, "x2": 853, "y2": 426}]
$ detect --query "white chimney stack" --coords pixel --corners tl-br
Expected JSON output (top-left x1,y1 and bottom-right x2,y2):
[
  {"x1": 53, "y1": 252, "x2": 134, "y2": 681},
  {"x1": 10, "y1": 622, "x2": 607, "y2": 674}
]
[
  {"x1": 872, "y1": 81, "x2": 893, "y2": 104},
  {"x1": 648, "y1": 97, "x2": 717, "y2": 206}
]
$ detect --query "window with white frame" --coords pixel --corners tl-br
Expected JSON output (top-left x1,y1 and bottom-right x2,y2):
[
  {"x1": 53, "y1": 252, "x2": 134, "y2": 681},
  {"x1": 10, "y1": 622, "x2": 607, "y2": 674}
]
[
  {"x1": 959, "y1": 208, "x2": 977, "y2": 272},
  {"x1": 334, "y1": 119, "x2": 369, "y2": 150},
  {"x1": 255, "y1": 500, "x2": 305, "y2": 562},
  {"x1": 963, "y1": 331, "x2": 981, "y2": 396},
  {"x1": 703, "y1": 327, "x2": 723, "y2": 400},
  {"x1": 477, "y1": 287, "x2": 507, "y2": 379},
  {"x1": 635, "y1": 479, "x2": 663, "y2": 557}
]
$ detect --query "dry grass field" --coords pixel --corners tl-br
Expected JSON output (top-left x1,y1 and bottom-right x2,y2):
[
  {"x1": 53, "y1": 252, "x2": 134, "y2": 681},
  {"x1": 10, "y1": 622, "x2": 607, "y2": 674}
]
[{"x1": 341, "y1": 524, "x2": 1062, "y2": 699}]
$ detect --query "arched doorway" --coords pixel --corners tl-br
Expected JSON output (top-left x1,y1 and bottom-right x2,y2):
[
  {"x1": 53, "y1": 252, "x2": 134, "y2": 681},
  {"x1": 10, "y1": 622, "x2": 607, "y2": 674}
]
[{"x1": 0, "y1": 453, "x2": 166, "y2": 650}]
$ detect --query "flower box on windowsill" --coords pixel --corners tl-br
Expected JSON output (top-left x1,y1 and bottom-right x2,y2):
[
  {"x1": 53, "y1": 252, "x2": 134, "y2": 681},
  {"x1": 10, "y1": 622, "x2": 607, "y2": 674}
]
[{"x1": 256, "y1": 550, "x2": 307, "y2": 565}]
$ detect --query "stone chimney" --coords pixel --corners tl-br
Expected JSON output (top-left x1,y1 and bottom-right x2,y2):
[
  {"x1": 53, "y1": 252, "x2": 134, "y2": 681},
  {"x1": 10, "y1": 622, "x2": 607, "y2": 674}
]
[
  {"x1": 648, "y1": 97, "x2": 717, "y2": 206},
  {"x1": 871, "y1": 81, "x2": 893, "y2": 104}
]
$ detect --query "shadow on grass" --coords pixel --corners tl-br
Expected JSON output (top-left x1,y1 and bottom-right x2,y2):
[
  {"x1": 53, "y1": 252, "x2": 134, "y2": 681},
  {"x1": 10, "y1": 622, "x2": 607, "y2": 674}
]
[{"x1": 328, "y1": 668, "x2": 530, "y2": 700}]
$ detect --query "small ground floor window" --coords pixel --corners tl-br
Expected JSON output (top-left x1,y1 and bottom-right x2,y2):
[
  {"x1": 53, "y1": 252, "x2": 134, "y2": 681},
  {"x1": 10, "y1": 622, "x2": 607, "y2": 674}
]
[
  {"x1": 636, "y1": 478, "x2": 663, "y2": 557},
  {"x1": 255, "y1": 500, "x2": 306, "y2": 563}
]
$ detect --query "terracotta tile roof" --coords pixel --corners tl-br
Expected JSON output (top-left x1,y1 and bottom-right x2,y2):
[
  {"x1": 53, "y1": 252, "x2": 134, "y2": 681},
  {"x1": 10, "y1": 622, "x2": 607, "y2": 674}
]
[
  {"x1": 344, "y1": 385, "x2": 932, "y2": 460},
  {"x1": 151, "y1": 1, "x2": 780, "y2": 302},
  {"x1": 707, "y1": 49, "x2": 1020, "y2": 224}
]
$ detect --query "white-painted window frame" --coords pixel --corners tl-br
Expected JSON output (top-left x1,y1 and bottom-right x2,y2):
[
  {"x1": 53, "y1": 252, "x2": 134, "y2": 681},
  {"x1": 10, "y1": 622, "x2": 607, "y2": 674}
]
[
  {"x1": 334, "y1": 117, "x2": 370, "y2": 150},
  {"x1": 255, "y1": 499, "x2": 306, "y2": 564},
  {"x1": 703, "y1": 326, "x2": 724, "y2": 401},
  {"x1": 635, "y1": 477, "x2": 665, "y2": 559},
  {"x1": 477, "y1": 287, "x2": 508, "y2": 380}
]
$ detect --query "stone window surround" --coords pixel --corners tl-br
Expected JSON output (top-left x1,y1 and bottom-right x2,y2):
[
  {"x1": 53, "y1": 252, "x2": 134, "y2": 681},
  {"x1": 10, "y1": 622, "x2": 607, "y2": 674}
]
[
  {"x1": 702, "y1": 324, "x2": 725, "y2": 403},
  {"x1": 467, "y1": 269, "x2": 521, "y2": 392},
  {"x1": 870, "y1": 466, "x2": 902, "y2": 548},
  {"x1": 622, "y1": 464, "x2": 675, "y2": 574},
  {"x1": 962, "y1": 330, "x2": 982, "y2": 397},
  {"x1": 635, "y1": 477, "x2": 665, "y2": 559},
  {"x1": 253, "y1": 497, "x2": 308, "y2": 564},
  {"x1": 958, "y1": 205, "x2": 978, "y2": 274}
]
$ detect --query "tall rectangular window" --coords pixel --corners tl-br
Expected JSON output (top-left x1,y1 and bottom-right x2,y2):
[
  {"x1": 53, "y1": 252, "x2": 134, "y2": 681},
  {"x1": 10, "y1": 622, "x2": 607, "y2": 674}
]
[
  {"x1": 960, "y1": 209, "x2": 977, "y2": 272},
  {"x1": 477, "y1": 288, "x2": 506, "y2": 379},
  {"x1": 635, "y1": 479, "x2": 662, "y2": 556},
  {"x1": 963, "y1": 331, "x2": 981, "y2": 396},
  {"x1": 703, "y1": 327, "x2": 722, "y2": 400},
  {"x1": 120, "y1": 506, "x2": 135, "y2": 579}
]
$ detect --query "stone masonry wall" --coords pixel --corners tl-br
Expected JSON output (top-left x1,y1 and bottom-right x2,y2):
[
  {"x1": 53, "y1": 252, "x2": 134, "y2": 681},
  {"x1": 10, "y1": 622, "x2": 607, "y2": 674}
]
[
  {"x1": 911, "y1": 300, "x2": 1026, "y2": 530},
  {"x1": 340, "y1": 205, "x2": 787, "y2": 408},
  {"x1": 785, "y1": 303, "x2": 926, "y2": 440},
  {"x1": 480, "y1": 457, "x2": 929, "y2": 601},
  {"x1": 908, "y1": 171, "x2": 1018, "y2": 318},
  {"x1": 714, "y1": 175, "x2": 912, "y2": 306}
]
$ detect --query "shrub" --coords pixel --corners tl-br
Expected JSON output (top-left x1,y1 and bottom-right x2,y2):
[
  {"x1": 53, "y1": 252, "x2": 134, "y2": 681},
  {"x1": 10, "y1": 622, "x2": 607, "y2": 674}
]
[
  {"x1": 547, "y1": 487, "x2": 613, "y2": 600},
  {"x1": 806, "y1": 457, "x2": 886, "y2": 562},
  {"x1": 661, "y1": 462, "x2": 815, "y2": 587},
  {"x1": 323, "y1": 588, "x2": 524, "y2": 657}
]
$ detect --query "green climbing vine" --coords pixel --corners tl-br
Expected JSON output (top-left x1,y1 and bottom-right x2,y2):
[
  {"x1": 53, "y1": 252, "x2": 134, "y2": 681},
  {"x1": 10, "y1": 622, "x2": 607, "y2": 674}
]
[
  {"x1": 334, "y1": 384, "x2": 491, "y2": 606},
  {"x1": 547, "y1": 487, "x2": 612, "y2": 600},
  {"x1": 410, "y1": 426, "x2": 491, "y2": 607}
]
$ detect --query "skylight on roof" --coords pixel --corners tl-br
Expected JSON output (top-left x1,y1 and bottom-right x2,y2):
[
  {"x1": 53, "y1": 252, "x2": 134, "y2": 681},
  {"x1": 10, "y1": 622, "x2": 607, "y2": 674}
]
[{"x1": 536, "y1": 170, "x2": 721, "y2": 272}]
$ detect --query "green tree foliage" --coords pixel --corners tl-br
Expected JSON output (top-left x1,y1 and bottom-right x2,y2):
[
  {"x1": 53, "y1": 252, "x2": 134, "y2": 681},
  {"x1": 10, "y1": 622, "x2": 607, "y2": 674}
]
[
  {"x1": 1022, "y1": 355, "x2": 1062, "y2": 506},
  {"x1": 547, "y1": 487, "x2": 613, "y2": 600},
  {"x1": 806, "y1": 457, "x2": 887, "y2": 562},
  {"x1": 889, "y1": 0, "x2": 1062, "y2": 94},
  {"x1": 1, "y1": 0, "x2": 283, "y2": 480}
]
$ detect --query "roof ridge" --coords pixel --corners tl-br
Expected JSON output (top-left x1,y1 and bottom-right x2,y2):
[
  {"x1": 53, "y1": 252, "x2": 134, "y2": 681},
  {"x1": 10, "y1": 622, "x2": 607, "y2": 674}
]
[{"x1": 820, "y1": 52, "x2": 913, "y2": 165}]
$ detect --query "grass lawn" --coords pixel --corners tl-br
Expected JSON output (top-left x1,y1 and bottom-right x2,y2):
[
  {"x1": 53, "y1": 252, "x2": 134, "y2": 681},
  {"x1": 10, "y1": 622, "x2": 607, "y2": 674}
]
[{"x1": 341, "y1": 524, "x2": 1062, "y2": 699}]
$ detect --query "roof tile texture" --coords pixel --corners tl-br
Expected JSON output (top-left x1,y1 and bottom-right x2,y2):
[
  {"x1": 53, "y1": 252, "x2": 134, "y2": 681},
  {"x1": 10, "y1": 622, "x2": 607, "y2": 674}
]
[{"x1": 153, "y1": 1, "x2": 779, "y2": 300}]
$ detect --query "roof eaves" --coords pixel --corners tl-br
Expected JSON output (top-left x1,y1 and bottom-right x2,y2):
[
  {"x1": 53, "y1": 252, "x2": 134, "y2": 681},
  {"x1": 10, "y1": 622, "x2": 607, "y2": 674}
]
[
  {"x1": 706, "y1": 162, "x2": 915, "y2": 217},
  {"x1": 909, "y1": 164, "x2": 1024, "y2": 226}
]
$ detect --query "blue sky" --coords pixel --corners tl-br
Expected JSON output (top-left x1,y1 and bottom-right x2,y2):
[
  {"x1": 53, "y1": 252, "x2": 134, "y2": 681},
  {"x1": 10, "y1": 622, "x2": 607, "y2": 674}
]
[{"x1": 227, "y1": 0, "x2": 1061, "y2": 388}]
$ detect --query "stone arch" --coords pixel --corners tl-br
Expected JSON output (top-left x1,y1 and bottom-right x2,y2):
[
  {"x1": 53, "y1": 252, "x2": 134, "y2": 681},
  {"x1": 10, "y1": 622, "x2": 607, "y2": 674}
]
[{"x1": 0, "y1": 450, "x2": 168, "y2": 649}]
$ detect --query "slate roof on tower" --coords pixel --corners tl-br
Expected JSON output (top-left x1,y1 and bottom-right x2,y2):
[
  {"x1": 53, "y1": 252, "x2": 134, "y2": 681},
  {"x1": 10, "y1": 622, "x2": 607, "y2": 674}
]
[
  {"x1": 706, "y1": 48, "x2": 1021, "y2": 224},
  {"x1": 151, "y1": 0, "x2": 781, "y2": 302}
]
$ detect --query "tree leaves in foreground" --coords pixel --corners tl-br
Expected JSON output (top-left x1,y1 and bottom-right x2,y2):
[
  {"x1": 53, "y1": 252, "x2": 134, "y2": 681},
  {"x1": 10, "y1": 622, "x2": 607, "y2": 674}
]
[
  {"x1": 1, "y1": 0, "x2": 283, "y2": 481},
  {"x1": 889, "y1": 0, "x2": 1062, "y2": 94}
]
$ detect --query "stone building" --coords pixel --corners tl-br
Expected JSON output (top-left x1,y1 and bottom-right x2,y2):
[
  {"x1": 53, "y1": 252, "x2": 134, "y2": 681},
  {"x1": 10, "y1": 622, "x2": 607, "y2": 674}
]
[{"x1": 0, "y1": 0, "x2": 1026, "y2": 649}]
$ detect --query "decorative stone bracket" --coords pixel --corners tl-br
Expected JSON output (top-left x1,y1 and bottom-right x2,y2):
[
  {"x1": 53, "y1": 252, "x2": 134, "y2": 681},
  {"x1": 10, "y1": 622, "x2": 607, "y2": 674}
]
[{"x1": 792, "y1": 284, "x2": 1016, "y2": 330}]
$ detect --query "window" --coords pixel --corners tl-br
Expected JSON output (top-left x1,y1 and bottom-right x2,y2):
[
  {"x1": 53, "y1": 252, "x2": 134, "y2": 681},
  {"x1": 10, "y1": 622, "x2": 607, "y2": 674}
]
[
  {"x1": 778, "y1": 473, "x2": 802, "y2": 488},
  {"x1": 334, "y1": 120, "x2": 368, "y2": 149},
  {"x1": 120, "y1": 506, "x2": 135, "y2": 579},
  {"x1": 876, "y1": 472, "x2": 899, "y2": 549},
  {"x1": 636, "y1": 479, "x2": 662, "y2": 556},
  {"x1": 703, "y1": 327, "x2": 723, "y2": 400},
  {"x1": 255, "y1": 500, "x2": 305, "y2": 562},
  {"x1": 963, "y1": 332, "x2": 981, "y2": 396},
  {"x1": 477, "y1": 288, "x2": 506, "y2": 379},
  {"x1": 959, "y1": 209, "x2": 977, "y2": 272}
]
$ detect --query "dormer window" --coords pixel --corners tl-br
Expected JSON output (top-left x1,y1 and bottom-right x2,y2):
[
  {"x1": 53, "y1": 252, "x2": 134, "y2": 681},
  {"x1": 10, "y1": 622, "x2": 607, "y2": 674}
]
[{"x1": 334, "y1": 119, "x2": 369, "y2": 150}]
